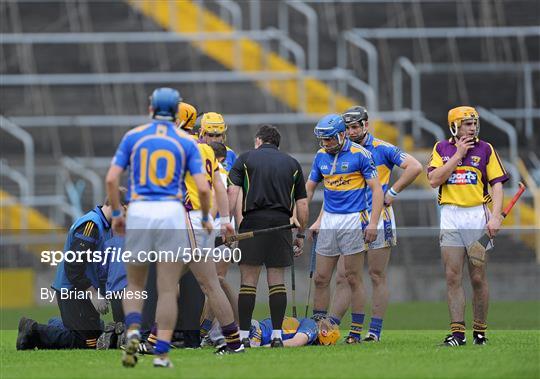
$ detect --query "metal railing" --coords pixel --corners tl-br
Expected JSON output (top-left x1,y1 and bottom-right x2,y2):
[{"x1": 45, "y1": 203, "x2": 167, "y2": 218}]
[
  {"x1": 278, "y1": 1, "x2": 319, "y2": 71},
  {"x1": 0, "y1": 116, "x2": 35, "y2": 196}
]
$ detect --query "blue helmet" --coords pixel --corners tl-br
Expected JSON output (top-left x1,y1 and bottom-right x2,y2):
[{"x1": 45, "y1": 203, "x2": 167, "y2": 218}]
[
  {"x1": 314, "y1": 114, "x2": 347, "y2": 154},
  {"x1": 150, "y1": 87, "x2": 182, "y2": 120},
  {"x1": 314, "y1": 114, "x2": 346, "y2": 138}
]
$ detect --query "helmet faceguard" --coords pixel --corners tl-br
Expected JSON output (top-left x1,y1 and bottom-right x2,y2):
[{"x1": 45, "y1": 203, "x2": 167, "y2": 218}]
[
  {"x1": 316, "y1": 317, "x2": 340, "y2": 345},
  {"x1": 447, "y1": 106, "x2": 480, "y2": 138},
  {"x1": 314, "y1": 114, "x2": 347, "y2": 155},
  {"x1": 343, "y1": 106, "x2": 369, "y2": 144}
]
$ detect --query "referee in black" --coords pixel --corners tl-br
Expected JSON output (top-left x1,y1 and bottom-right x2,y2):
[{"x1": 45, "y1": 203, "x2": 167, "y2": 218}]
[{"x1": 228, "y1": 124, "x2": 308, "y2": 348}]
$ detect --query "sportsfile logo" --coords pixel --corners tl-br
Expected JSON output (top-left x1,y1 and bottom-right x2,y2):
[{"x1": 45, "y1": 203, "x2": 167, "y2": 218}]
[{"x1": 447, "y1": 169, "x2": 477, "y2": 185}]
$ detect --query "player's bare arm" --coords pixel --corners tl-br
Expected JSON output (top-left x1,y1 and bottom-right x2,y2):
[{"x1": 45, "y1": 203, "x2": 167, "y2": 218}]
[
  {"x1": 365, "y1": 176, "x2": 384, "y2": 243},
  {"x1": 293, "y1": 198, "x2": 309, "y2": 257},
  {"x1": 227, "y1": 184, "x2": 242, "y2": 223},
  {"x1": 193, "y1": 172, "x2": 213, "y2": 233},
  {"x1": 105, "y1": 164, "x2": 125, "y2": 236},
  {"x1": 213, "y1": 168, "x2": 234, "y2": 240},
  {"x1": 428, "y1": 136, "x2": 475, "y2": 188},
  {"x1": 487, "y1": 182, "x2": 504, "y2": 237},
  {"x1": 385, "y1": 155, "x2": 423, "y2": 206}
]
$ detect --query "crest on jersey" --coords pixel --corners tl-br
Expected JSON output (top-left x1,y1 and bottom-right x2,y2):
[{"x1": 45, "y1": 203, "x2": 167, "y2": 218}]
[
  {"x1": 341, "y1": 161, "x2": 349, "y2": 170},
  {"x1": 470, "y1": 156, "x2": 481, "y2": 167}
]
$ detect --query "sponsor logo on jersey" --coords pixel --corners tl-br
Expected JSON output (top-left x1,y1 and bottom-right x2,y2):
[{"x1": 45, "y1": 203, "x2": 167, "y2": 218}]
[
  {"x1": 326, "y1": 176, "x2": 352, "y2": 188},
  {"x1": 470, "y1": 156, "x2": 481, "y2": 167},
  {"x1": 447, "y1": 169, "x2": 477, "y2": 185}
]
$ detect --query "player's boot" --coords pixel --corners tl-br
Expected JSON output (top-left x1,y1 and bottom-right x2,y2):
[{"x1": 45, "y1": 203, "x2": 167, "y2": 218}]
[
  {"x1": 137, "y1": 340, "x2": 155, "y2": 355},
  {"x1": 270, "y1": 338, "x2": 284, "y2": 348},
  {"x1": 16, "y1": 317, "x2": 37, "y2": 350},
  {"x1": 345, "y1": 335, "x2": 361, "y2": 344},
  {"x1": 241, "y1": 337, "x2": 251, "y2": 348},
  {"x1": 153, "y1": 357, "x2": 174, "y2": 368},
  {"x1": 200, "y1": 335, "x2": 214, "y2": 348},
  {"x1": 214, "y1": 344, "x2": 245, "y2": 355},
  {"x1": 122, "y1": 332, "x2": 140, "y2": 367},
  {"x1": 97, "y1": 322, "x2": 116, "y2": 350},
  {"x1": 363, "y1": 332, "x2": 380, "y2": 342},
  {"x1": 473, "y1": 332, "x2": 488, "y2": 345},
  {"x1": 440, "y1": 334, "x2": 466, "y2": 347}
]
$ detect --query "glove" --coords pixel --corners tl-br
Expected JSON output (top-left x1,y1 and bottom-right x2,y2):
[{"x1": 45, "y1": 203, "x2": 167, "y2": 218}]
[{"x1": 89, "y1": 288, "x2": 109, "y2": 315}]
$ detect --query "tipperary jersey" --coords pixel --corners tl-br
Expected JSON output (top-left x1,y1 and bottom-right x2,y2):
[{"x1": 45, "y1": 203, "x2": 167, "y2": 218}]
[
  {"x1": 309, "y1": 139, "x2": 378, "y2": 213},
  {"x1": 223, "y1": 146, "x2": 237, "y2": 172},
  {"x1": 184, "y1": 143, "x2": 219, "y2": 211},
  {"x1": 363, "y1": 134, "x2": 406, "y2": 210},
  {"x1": 427, "y1": 139, "x2": 509, "y2": 207},
  {"x1": 112, "y1": 121, "x2": 203, "y2": 202},
  {"x1": 250, "y1": 317, "x2": 318, "y2": 346}
]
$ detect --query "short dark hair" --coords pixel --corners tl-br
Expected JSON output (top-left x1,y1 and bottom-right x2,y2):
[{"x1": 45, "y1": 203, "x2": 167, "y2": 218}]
[
  {"x1": 255, "y1": 124, "x2": 281, "y2": 147},
  {"x1": 209, "y1": 141, "x2": 227, "y2": 160}
]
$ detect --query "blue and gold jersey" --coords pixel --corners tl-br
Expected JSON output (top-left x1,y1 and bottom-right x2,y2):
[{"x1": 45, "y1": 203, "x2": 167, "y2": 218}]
[
  {"x1": 309, "y1": 139, "x2": 378, "y2": 213},
  {"x1": 363, "y1": 134, "x2": 406, "y2": 209},
  {"x1": 251, "y1": 317, "x2": 318, "y2": 346},
  {"x1": 223, "y1": 146, "x2": 237, "y2": 173},
  {"x1": 112, "y1": 120, "x2": 203, "y2": 202}
]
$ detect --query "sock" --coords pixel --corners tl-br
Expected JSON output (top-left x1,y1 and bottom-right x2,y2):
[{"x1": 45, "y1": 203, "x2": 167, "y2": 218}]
[
  {"x1": 450, "y1": 321, "x2": 466, "y2": 340},
  {"x1": 330, "y1": 316, "x2": 341, "y2": 326},
  {"x1": 239, "y1": 330, "x2": 249, "y2": 340},
  {"x1": 125, "y1": 312, "x2": 142, "y2": 331},
  {"x1": 154, "y1": 339, "x2": 170, "y2": 355},
  {"x1": 313, "y1": 310, "x2": 327, "y2": 318},
  {"x1": 271, "y1": 329, "x2": 282, "y2": 340},
  {"x1": 221, "y1": 322, "x2": 241, "y2": 350},
  {"x1": 200, "y1": 318, "x2": 213, "y2": 337},
  {"x1": 368, "y1": 317, "x2": 383, "y2": 339},
  {"x1": 269, "y1": 284, "x2": 287, "y2": 330},
  {"x1": 349, "y1": 313, "x2": 365, "y2": 340},
  {"x1": 238, "y1": 285, "x2": 257, "y2": 330},
  {"x1": 473, "y1": 320, "x2": 487, "y2": 336}
]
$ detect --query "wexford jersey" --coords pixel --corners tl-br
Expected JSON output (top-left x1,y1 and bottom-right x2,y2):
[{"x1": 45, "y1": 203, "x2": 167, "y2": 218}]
[
  {"x1": 309, "y1": 139, "x2": 378, "y2": 214},
  {"x1": 112, "y1": 121, "x2": 203, "y2": 202},
  {"x1": 363, "y1": 134, "x2": 406, "y2": 210},
  {"x1": 427, "y1": 139, "x2": 509, "y2": 207},
  {"x1": 251, "y1": 317, "x2": 318, "y2": 346},
  {"x1": 184, "y1": 143, "x2": 219, "y2": 211}
]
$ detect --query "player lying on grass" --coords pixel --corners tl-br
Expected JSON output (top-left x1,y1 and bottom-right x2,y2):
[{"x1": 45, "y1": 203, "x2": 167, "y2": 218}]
[{"x1": 248, "y1": 315, "x2": 340, "y2": 347}]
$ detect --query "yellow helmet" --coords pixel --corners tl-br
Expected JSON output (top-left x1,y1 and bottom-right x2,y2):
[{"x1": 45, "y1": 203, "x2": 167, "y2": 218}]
[
  {"x1": 447, "y1": 106, "x2": 480, "y2": 137},
  {"x1": 200, "y1": 112, "x2": 227, "y2": 135},
  {"x1": 317, "y1": 317, "x2": 340, "y2": 346},
  {"x1": 177, "y1": 102, "x2": 197, "y2": 131}
]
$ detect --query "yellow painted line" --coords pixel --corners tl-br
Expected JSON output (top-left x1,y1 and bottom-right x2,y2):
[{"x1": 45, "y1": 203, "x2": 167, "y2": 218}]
[{"x1": 127, "y1": 0, "x2": 413, "y2": 150}]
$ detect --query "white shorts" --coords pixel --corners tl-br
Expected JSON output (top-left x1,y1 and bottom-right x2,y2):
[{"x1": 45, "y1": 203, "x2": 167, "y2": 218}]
[
  {"x1": 316, "y1": 210, "x2": 369, "y2": 256},
  {"x1": 440, "y1": 204, "x2": 493, "y2": 250},
  {"x1": 187, "y1": 210, "x2": 216, "y2": 249},
  {"x1": 125, "y1": 201, "x2": 190, "y2": 264},
  {"x1": 367, "y1": 206, "x2": 397, "y2": 250}
]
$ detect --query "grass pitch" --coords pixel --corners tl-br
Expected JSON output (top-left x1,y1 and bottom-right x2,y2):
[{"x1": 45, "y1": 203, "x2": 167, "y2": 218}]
[{"x1": 1, "y1": 302, "x2": 539, "y2": 379}]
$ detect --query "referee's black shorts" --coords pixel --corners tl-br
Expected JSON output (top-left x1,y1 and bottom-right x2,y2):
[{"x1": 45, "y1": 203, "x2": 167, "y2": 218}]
[{"x1": 238, "y1": 210, "x2": 293, "y2": 268}]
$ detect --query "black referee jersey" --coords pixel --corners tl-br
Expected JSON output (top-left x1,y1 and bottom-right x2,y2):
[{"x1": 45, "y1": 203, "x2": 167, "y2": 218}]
[{"x1": 229, "y1": 143, "x2": 307, "y2": 216}]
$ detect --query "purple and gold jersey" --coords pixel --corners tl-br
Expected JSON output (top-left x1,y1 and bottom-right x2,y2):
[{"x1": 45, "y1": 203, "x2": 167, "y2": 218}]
[
  {"x1": 363, "y1": 134, "x2": 406, "y2": 210},
  {"x1": 112, "y1": 121, "x2": 203, "y2": 202},
  {"x1": 427, "y1": 139, "x2": 509, "y2": 207},
  {"x1": 309, "y1": 139, "x2": 378, "y2": 214}
]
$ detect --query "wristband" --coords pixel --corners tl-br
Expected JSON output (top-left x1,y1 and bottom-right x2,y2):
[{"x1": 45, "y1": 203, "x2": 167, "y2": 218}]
[
  {"x1": 296, "y1": 233, "x2": 306, "y2": 239},
  {"x1": 111, "y1": 209, "x2": 122, "y2": 218},
  {"x1": 387, "y1": 187, "x2": 398, "y2": 198},
  {"x1": 220, "y1": 216, "x2": 231, "y2": 224},
  {"x1": 201, "y1": 214, "x2": 210, "y2": 223}
]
